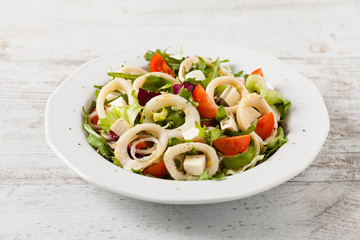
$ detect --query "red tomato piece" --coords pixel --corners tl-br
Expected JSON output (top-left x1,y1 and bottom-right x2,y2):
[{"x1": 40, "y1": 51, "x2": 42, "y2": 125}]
[
  {"x1": 149, "y1": 52, "x2": 175, "y2": 77},
  {"x1": 90, "y1": 110, "x2": 99, "y2": 125},
  {"x1": 213, "y1": 135, "x2": 251, "y2": 156},
  {"x1": 142, "y1": 161, "x2": 168, "y2": 178},
  {"x1": 255, "y1": 112, "x2": 275, "y2": 140},
  {"x1": 251, "y1": 68, "x2": 264, "y2": 77},
  {"x1": 192, "y1": 84, "x2": 218, "y2": 118}
]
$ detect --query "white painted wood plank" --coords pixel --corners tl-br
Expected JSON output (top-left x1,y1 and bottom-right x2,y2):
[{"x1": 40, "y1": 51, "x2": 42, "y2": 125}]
[{"x1": 1, "y1": 183, "x2": 360, "y2": 239}]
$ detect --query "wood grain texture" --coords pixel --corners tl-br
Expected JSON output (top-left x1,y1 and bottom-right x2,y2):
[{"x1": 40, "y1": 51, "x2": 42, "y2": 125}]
[{"x1": 1, "y1": 0, "x2": 359, "y2": 239}]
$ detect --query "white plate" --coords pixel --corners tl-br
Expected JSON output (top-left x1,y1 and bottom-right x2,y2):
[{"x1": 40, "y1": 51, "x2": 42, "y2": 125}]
[{"x1": 45, "y1": 41, "x2": 329, "y2": 204}]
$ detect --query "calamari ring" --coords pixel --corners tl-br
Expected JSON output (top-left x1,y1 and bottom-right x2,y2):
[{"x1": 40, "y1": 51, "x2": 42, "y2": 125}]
[
  {"x1": 206, "y1": 76, "x2": 249, "y2": 113},
  {"x1": 143, "y1": 94, "x2": 201, "y2": 139},
  {"x1": 96, "y1": 78, "x2": 135, "y2": 119},
  {"x1": 133, "y1": 72, "x2": 178, "y2": 94},
  {"x1": 114, "y1": 123, "x2": 168, "y2": 170},
  {"x1": 236, "y1": 93, "x2": 278, "y2": 145},
  {"x1": 164, "y1": 142, "x2": 219, "y2": 180},
  {"x1": 118, "y1": 66, "x2": 148, "y2": 75},
  {"x1": 178, "y1": 56, "x2": 233, "y2": 81}
]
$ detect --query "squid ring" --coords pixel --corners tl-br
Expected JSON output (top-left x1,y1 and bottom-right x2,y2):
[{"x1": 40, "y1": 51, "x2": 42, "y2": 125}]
[
  {"x1": 164, "y1": 142, "x2": 219, "y2": 181},
  {"x1": 96, "y1": 78, "x2": 135, "y2": 119},
  {"x1": 206, "y1": 76, "x2": 249, "y2": 113},
  {"x1": 133, "y1": 72, "x2": 178, "y2": 94},
  {"x1": 236, "y1": 93, "x2": 278, "y2": 145},
  {"x1": 114, "y1": 123, "x2": 168, "y2": 170},
  {"x1": 142, "y1": 94, "x2": 200, "y2": 139},
  {"x1": 178, "y1": 56, "x2": 233, "y2": 81}
]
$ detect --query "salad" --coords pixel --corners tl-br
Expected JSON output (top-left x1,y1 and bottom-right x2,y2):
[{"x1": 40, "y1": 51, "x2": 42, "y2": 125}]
[{"x1": 82, "y1": 49, "x2": 291, "y2": 181}]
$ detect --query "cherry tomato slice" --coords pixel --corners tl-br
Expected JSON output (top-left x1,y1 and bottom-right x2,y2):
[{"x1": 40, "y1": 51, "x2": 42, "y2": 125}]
[
  {"x1": 254, "y1": 112, "x2": 275, "y2": 140},
  {"x1": 192, "y1": 84, "x2": 218, "y2": 118},
  {"x1": 142, "y1": 161, "x2": 168, "y2": 178},
  {"x1": 150, "y1": 52, "x2": 175, "y2": 77},
  {"x1": 250, "y1": 68, "x2": 264, "y2": 77},
  {"x1": 213, "y1": 135, "x2": 251, "y2": 156}
]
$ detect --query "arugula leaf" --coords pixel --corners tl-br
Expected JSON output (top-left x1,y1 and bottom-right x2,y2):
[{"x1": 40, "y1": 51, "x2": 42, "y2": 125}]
[
  {"x1": 198, "y1": 170, "x2": 226, "y2": 181},
  {"x1": 263, "y1": 127, "x2": 287, "y2": 160},
  {"x1": 88, "y1": 101, "x2": 97, "y2": 113},
  {"x1": 202, "y1": 57, "x2": 220, "y2": 88},
  {"x1": 178, "y1": 86, "x2": 199, "y2": 107},
  {"x1": 131, "y1": 168, "x2": 142, "y2": 174},
  {"x1": 234, "y1": 70, "x2": 244, "y2": 77},
  {"x1": 97, "y1": 101, "x2": 143, "y2": 132},
  {"x1": 223, "y1": 119, "x2": 257, "y2": 136},
  {"x1": 186, "y1": 147, "x2": 198, "y2": 156},
  {"x1": 82, "y1": 107, "x2": 114, "y2": 160},
  {"x1": 195, "y1": 121, "x2": 224, "y2": 145},
  {"x1": 107, "y1": 72, "x2": 142, "y2": 81},
  {"x1": 142, "y1": 75, "x2": 173, "y2": 93},
  {"x1": 222, "y1": 144, "x2": 255, "y2": 169},
  {"x1": 197, "y1": 56, "x2": 206, "y2": 71},
  {"x1": 153, "y1": 106, "x2": 185, "y2": 129},
  {"x1": 234, "y1": 70, "x2": 249, "y2": 80},
  {"x1": 215, "y1": 106, "x2": 227, "y2": 121},
  {"x1": 168, "y1": 137, "x2": 193, "y2": 146},
  {"x1": 112, "y1": 157, "x2": 122, "y2": 167}
]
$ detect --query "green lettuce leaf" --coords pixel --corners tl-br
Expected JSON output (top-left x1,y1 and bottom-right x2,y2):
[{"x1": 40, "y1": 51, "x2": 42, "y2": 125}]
[
  {"x1": 198, "y1": 170, "x2": 226, "y2": 181},
  {"x1": 97, "y1": 101, "x2": 143, "y2": 132},
  {"x1": 153, "y1": 107, "x2": 168, "y2": 122},
  {"x1": 264, "y1": 127, "x2": 287, "y2": 160},
  {"x1": 153, "y1": 106, "x2": 185, "y2": 129},
  {"x1": 142, "y1": 75, "x2": 174, "y2": 93},
  {"x1": 245, "y1": 74, "x2": 291, "y2": 119},
  {"x1": 222, "y1": 144, "x2": 255, "y2": 169}
]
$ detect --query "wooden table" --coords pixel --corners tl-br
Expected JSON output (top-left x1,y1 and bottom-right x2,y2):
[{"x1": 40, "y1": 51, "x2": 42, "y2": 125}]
[{"x1": 1, "y1": 0, "x2": 359, "y2": 239}]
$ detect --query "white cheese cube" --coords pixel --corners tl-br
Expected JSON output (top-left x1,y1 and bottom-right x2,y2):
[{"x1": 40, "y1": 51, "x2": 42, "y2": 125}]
[
  {"x1": 220, "y1": 86, "x2": 240, "y2": 106},
  {"x1": 182, "y1": 127, "x2": 204, "y2": 142},
  {"x1": 183, "y1": 155, "x2": 206, "y2": 176},
  {"x1": 108, "y1": 97, "x2": 126, "y2": 110},
  {"x1": 220, "y1": 114, "x2": 238, "y2": 131},
  {"x1": 185, "y1": 70, "x2": 206, "y2": 81},
  {"x1": 110, "y1": 118, "x2": 131, "y2": 137}
]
